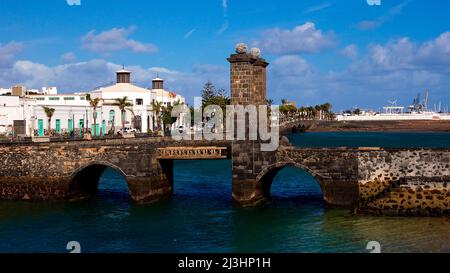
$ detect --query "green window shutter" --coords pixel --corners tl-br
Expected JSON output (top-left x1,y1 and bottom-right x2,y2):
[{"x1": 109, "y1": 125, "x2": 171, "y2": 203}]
[
  {"x1": 102, "y1": 120, "x2": 106, "y2": 136},
  {"x1": 38, "y1": 119, "x2": 44, "y2": 136},
  {"x1": 56, "y1": 119, "x2": 61, "y2": 133},
  {"x1": 68, "y1": 119, "x2": 73, "y2": 133}
]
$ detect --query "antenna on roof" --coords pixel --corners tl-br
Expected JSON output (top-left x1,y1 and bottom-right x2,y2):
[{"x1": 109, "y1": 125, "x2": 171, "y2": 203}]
[{"x1": 122, "y1": 64, "x2": 125, "y2": 70}]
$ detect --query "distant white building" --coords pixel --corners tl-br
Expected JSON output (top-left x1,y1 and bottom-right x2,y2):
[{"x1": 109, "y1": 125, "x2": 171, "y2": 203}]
[
  {"x1": 0, "y1": 96, "x2": 35, "y2": 135},
  {"x1": 0, "y1": 69, "x2": 186, "y2": 137},
  {"x1": 41, "y1": 87, "x2": 58, "y2": 95},
  {"x1": 0, "y1": 88, "x2": 12, "y2": 95}
]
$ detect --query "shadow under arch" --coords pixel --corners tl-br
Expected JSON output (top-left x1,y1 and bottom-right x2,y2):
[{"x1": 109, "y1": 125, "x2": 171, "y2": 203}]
[
  {"x1": 68, "y1": 161, "x2": 130, "y2": 200},
  {"x1": 256, "y1": 162, "x2": 325, "y2": 200}
]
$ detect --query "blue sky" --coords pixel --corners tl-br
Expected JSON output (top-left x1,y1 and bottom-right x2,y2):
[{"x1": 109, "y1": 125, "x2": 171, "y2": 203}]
[{"x1": 0, "y1": 0, "x2": 449, "y2": 111}]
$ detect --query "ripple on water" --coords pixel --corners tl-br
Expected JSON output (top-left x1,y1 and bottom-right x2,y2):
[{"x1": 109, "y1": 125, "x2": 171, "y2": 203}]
[{"x1": 1, "y1": 133, "x2": 450, "y2": 252}]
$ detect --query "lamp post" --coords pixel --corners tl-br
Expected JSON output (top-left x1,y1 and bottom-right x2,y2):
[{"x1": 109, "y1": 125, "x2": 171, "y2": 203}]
[
  {"x1": 100, "y1": 105, "x2": 103, "y2": 137},
  {"x1": 85, "y1": 107, "x2": 88, "y2": 132},
  {"x1": 68, "y1": 107, "x2": 73, "y2": 138},
  {"x1": 30, "y1": 115, "x2": 36, "y2": 138}
]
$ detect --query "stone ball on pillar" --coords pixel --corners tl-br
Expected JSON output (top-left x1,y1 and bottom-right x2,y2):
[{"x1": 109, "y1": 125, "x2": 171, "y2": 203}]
[
  {"x1": 235, "y1": 43, "x2": 248, "y2": 54},
  {"x1": 250, "y1": 48, "x2": 261, "y2": 59}
]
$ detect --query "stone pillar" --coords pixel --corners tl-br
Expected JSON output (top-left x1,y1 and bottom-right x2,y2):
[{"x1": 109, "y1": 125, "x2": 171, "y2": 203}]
[
  {"x1": 228, "y1": 50, "x2": 254, "y2": 105},
  {"x1": 228, "y1": 44, "x2": 270, "y2": 206},
  {"x1": 127, "y1": 159, "x2": 174, "y2": 204},
  {"x1": 252, "y1": 58, "x2": 269, "y2": 106}
]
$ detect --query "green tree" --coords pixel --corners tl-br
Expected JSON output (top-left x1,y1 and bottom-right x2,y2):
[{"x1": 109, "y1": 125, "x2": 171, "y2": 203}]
[
  {"x1": 279, "y1": 104, "x2": 297, "y2": 114},
  {"x1": 201, "y1": 81, "x2": 216, "y2": 107},
  {"x1": 353, "y1": 108, "x2": 362, "y2": 115},
  {"x1": 151, "y1": 100, "x2": 163, "y2": 133},
  {"x1": 86, "y1": 94, "x2": 101, "y2": 136},
  {"x1": 212, "y1": 88, "x2": 230, "y2": 111},
  {"x1": 161, "y1": 106, "x2": 176, "y2": 131},
  {"x1": 42, "y1": 106, "x2": 55, "y2": 135},
  {"x1": 319, "y1": 103, "x2": 333, "y2": 120},
  {"x1": 113, "y1": 97, "x2": 134, "y2": 130},
  {"x1": 200, "y1": 82, "x2": 231, "y2": 125}
]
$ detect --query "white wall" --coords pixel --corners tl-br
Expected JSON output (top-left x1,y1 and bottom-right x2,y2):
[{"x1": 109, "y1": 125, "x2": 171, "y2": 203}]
[{"x1": 0, "y1": 81, "x2": 186, "y2": 136}]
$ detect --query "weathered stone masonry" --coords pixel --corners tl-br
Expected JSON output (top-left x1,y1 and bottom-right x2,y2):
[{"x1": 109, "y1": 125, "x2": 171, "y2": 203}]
[
  {"x1": 232, "y1": 145, "x2": 450, "y2": 214},
  {"x1": 0, "y1": 136, "x2": 449, "y2": 214},
  {"x1": 227, "y1": 46, "x2": 450, "y2": 214},
  {"x1": 0, "y1": 138, "x2": 231, "y2": 203},
  {"x1": 357, "y1": 149, "x2": 450, "y2": 215}
]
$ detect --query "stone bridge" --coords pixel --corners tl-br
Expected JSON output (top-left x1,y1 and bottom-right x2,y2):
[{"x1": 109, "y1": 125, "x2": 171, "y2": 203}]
[
  {"x1": 0, "y1": 138, "x2": 230, "y2": 203},
  {"x1": 0, "y1": 138, "x2": 449, "y2": 214},
  {"x1": 0, "y1": 46, "x2": 449, "y2": 215},
  {"x1": 233, "y1": 144, "x2": 450, "y2": 214}
]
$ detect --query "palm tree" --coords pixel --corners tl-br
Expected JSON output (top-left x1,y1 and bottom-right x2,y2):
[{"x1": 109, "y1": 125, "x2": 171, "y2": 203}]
[
  {"x1": 173, "y1": 99, "x2": 185, "y2": 107},
  {"x1": 320, "y1": 103, "x2": 332, "y2": 120},
  {"x1": 298, "y1": 106, "x2": 306, "y2": 120},
  {"x1": 113, "y1": 97, "x2": 134, "y2": 130},
  {"x1": 151, "y1": 100, "x2": 163, "y2": 133},
  {"x1": 42, "y1": 106, "x2": 55, "y2": 136},
  {"x1": 86, "y1": 94, "x2": 101, "y2": 136}
]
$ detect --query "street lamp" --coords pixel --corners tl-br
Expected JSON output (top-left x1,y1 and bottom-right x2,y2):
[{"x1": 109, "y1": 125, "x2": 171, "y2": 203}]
[{"x1": 100, "y1": 105, "x2": 103, "y2": 137}]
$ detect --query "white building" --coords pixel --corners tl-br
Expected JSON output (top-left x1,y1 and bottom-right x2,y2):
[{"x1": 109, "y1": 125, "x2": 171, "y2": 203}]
[
  {"x1": 0, "y1": 96, "x2": 36, "y2": 135},
  {"x1": 0, "y1": 69, "x2": 186, "y2": 137},
  {"x1": 41, "y1": 87, "x2": 58, "y2": 95},
  {"x1": 0, "y1": 88, "x2": 12, "y2": 95}
]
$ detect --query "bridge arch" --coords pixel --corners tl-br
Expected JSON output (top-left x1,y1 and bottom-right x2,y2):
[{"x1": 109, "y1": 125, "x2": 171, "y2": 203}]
[
  {"x1": 256, "y1": 162, "x2": 325, "y2": 199},
  {"x1": 68, "y1": 161, "x2": 130, "y2": 200}
]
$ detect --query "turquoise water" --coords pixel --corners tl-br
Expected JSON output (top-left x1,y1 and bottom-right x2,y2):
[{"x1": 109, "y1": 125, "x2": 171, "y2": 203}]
[
  {"x1": 288, "y1": 132, "x2": 450, "y2": 148},
  {"x1": 1, "y1": 132, "x2": 450, "y2": 253}
]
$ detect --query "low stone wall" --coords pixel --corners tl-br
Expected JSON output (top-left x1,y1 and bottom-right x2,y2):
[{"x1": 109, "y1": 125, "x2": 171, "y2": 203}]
[
  {"x1": 363, "y1": 183, "x2": 450, "y2": 216},
  {"x1": 0, "y1": 137, "x2": 231, "y2": 203},
  {"x1": 1, "y1": 137, "x2": 450, "y2": 216},
  {"x1": 356, "y1": 149, "x2": 450, "y2": 215}
]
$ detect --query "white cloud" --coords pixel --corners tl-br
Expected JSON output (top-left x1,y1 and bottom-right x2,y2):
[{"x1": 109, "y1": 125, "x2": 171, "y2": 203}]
[
  {"x1": 356, "y1": 0, "x2": 411, "y2": 30},
  {"x1": 217, "y1": 0, "x2": 229, "y2": 35},
  {"x1": 81, "y1": 26, "x2": 158, "y2": 54},
  {"x1": 263, "y1": 31, "x2": 450, "y2": 108},
  {"x1": 304, "y1": 2, "x2": 332, "y2": 14},
  {"x1": 61, "y1": 52, "x2": 77, "y2": 62},
  {"x1": 0, "y1": 58, "x2": 228, "y2": 104},
  {"x1": 352, "y1": 32, "x2": 450, "y2": 73},
  {"x1": 254, "y1": 22, "x2": 335, "y2": 54},
  {"x1": 0, "y1": 42, "x2": 23, "y2": 68},
  {"x1": 356, "y1": 20, "x2": 381, "y2": 31},
  {"x1": 340, "y1": 44, "x2": 359, "y2": 59},
  {"x1": 222, "y1": 0, "x2": 228, "y2": 13},
  {"x1": 416, "y1": 32, "x2": 450, "y2": 68},
  {"x1": 217, "y1": 21, "x2": 229, "y2": 35},
  {"x1": 2, "y1": 30, "x2": 450, "y2": 110},
  {"x1": 184, "y1": 28, "x2": 196, "y2": 39},
  {"x1": 271, "y1": 55, "x2": 312, "y2": 77},
  {"x1": 66, "y1": 0, "x2": 81, "y2": 6},
  {"x1": 192, "y1": 64, "x2": 228, "y2": 75}
]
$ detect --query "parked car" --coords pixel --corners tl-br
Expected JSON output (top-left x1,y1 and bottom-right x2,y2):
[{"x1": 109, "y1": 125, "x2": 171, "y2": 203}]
[{"x1": 119, "y1": 127, "x2": 138, "y2": 134}]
